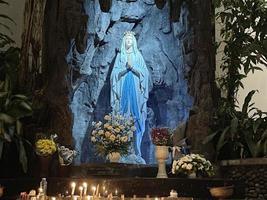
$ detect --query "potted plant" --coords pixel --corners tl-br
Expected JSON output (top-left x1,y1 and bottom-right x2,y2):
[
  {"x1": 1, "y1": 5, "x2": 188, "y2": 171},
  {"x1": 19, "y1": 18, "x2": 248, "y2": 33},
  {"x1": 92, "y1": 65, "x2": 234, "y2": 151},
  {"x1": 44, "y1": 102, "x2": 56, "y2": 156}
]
[
  {"x1": 0, "y1": 1, "x2": 33, "y2": 175},
  {"x1": 35, "y1": 136, "x2": 57, "y2": 176},
  {"x1": 172, "y1": 153, "x2": 214, "y2": 178},
  {"x1": 90, "y1": 113, "x2": 135, "y2": 162},
  {"x1": 151, "y1": 127, "x2": 172, "y2": 178}
]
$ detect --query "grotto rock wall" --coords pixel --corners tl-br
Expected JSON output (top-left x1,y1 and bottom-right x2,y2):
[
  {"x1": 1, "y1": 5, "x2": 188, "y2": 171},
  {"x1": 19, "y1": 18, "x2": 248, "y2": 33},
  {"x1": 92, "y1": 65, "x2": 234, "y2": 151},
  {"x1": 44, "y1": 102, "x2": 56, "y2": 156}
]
[{"x1": 67, "y1": 0, "x2": 194, "y2": 163}]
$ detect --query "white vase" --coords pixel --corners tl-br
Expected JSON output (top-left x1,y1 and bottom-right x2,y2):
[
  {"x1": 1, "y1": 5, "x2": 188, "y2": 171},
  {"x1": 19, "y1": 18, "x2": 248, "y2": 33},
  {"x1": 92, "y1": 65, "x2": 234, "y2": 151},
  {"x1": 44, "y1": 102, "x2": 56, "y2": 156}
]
[
  {"x1": 188, "y1": 172, "x2": 196, "y2": 178},
  {"x1": 155, "y1": 145, "x2": 169, "y2": 178},
  {"x1": 107, "y1": 152, "x2": 121, "y2": 163}
]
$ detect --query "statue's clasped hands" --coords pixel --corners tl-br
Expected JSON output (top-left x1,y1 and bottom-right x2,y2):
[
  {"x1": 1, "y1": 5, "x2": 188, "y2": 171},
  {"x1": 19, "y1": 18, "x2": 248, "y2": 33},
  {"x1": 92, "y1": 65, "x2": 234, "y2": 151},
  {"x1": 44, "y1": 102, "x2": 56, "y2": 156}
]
[{"x1": 126, "y1": 62, "x2": 133, "y2": 71}]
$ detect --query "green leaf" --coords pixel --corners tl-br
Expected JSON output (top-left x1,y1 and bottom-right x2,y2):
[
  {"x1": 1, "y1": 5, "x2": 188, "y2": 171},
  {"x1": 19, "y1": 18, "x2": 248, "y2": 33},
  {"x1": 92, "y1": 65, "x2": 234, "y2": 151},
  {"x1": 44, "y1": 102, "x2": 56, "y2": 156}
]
[
  {"x1": 0, "y1": 113, "x2": 15, "y2": 124},
  {"x1": 244, "y1": 131, "x2": 256, "y2": 157},
  {"x1": 12, "y1": 94, "x2": 28, "y2": 100},
  {"x1": 242, "y1": 90, "x2": 257, "y2": 115},
  {"x1": 216, "y1": 126, "x2": 230, "y2": 152},
  {"x1": 0, "y1": 92, "x2": 8, "y2": 98},
  {"x1": 230, "y1": 117, "x2": 238, "y2": 135},
  {"x1": 0, "y1": 14, "x2": 15, "y2": 24},
  {"x1": 16, "y1": 120, "x2": 22, "y2": 135},
  {"x1": 19, "y1": 140, "x2": 27, "y2": 173},
  {"x1": 253, "y1": 119, "x2": 262, "y2": 133},
  {"x1": 202, "y1": 131, "x2": 219, "y2": 144},
  {"x1": 19, "y1": 101, "x2": 32, "y2": 112},
  {"x1": 0, "y1": 140, "x2": 3, "y2": 159},
  {"x1": 0, "y1": 0, "x2": 9, "y2": 5},
  {"x1": 261, "y1": 129, "x2": 267, "y2": 140}
]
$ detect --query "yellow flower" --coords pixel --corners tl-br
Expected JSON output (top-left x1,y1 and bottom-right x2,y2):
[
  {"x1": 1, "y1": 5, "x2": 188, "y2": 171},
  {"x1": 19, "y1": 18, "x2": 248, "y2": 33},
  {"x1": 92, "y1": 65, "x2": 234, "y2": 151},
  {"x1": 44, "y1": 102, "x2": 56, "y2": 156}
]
[
  {"x1": 107, "y1": 126, "x2": 113, "y2": 131},
  {"x1": 109, "y1": 134, "x2": 116, "y2": 142},
  {"x1": 120, "y1": 136, "x2": 128, "y2": 142},
  {"x1": 104, "y1": 123, "x2": 110, "y2": 129},
  {"x1": 98, "y1": 130, "x2": 104, "y2": 135},
  {"x1": 104, "y1": 115, "x2": 111, "y2": 121},
  {"x1": 35, "y1": 139, "x2": 57, "y2": 156},
  {"x1": 105, "y1": 131, "x2": 111, "y2": 138},
  {"x1": 119, "y1": 125, "x2": 125, "y2": 130},
  {"x1": 114, "y1": 128, "x2": 121, "y2": 133}
]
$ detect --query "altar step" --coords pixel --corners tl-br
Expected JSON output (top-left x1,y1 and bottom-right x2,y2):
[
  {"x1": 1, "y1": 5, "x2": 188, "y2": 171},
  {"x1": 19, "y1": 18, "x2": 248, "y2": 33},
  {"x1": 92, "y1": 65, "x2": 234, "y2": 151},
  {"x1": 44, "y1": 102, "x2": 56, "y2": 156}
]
[
  {"x1": 63, "y1": 163, "x2": 159, "y2": 178},
  {"x1": 0, "y1": 177, "x2": 245, "y2": 199}
]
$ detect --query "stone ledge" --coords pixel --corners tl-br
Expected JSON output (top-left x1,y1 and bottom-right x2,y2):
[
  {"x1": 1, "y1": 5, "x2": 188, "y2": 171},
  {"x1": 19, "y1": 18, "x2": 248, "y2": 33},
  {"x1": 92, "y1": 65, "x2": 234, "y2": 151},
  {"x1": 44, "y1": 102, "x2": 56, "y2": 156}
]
[{"x1": 220, "y1": 158, "x2": 267, "y2": 166}]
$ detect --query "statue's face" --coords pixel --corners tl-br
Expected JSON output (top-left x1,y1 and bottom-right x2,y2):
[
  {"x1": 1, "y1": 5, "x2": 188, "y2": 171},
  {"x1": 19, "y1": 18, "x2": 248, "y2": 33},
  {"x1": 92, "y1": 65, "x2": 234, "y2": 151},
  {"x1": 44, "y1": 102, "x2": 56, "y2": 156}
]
[{"x1": 125, "y1": 36, "x2": 133, "y2": 49}]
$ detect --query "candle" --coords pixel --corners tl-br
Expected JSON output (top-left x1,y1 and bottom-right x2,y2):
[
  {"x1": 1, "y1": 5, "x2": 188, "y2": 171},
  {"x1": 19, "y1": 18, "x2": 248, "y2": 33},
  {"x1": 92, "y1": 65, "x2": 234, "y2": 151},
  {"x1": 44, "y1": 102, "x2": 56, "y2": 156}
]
[
  {"x1": 51, "y1": 197, "x2": 56, "y2": 200},
  {"x1": 71, "y1": 182, "x2": 76, "y2": 196},
  {"x1": 83, "y1": 182, "x2": 88, "y2": 196},
  {"x1": 115, "y1": 189, "x2": 118, "y2": 196},
  {"x1": 38, "y1": 187, "x2": 43, "y2": 195},
  {"x1": 92, "y1": 186, "x2": 96, "y2": 196},
  {"x1": 121, "y1": 194, "x2": 125, "y2": 200},
  {"x1": 96, "y1": 184, "x2": 99, "y2": 196},
  {"x1": 79, "y1": 186, "x2": 83, "y2": 197}
]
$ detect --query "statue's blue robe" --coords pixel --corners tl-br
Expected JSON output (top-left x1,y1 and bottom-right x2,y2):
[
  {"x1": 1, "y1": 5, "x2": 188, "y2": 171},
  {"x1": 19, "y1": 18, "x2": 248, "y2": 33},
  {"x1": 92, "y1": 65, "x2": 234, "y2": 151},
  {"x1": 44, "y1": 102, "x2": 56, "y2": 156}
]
[{"x1": 111, "y1": 44, "x2": 149, "y2": 158}]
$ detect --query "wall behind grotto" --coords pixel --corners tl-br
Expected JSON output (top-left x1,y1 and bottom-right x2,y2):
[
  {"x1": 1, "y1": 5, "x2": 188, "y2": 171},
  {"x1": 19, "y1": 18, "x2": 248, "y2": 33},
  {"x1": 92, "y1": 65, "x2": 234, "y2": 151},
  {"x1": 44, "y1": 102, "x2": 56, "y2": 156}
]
[{"x1": 67, "y1": 0, "x2": 193, "y2": 164}]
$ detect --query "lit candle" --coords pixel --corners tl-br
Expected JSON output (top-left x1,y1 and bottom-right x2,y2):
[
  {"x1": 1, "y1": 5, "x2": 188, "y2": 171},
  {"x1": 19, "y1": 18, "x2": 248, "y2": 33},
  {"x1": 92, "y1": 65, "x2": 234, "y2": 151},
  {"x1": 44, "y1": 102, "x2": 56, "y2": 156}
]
[
  {"x1": 115, "y1": 189, "x2": 118, "y2": 196},
  {"x1": 96, "y1": 184, "x2": 99, "y2": 196},
  {"x1": 71, "y1": 182, "x2": 76, "y2": 196},
  {"x1": 51, "y1": 197, "x2": 56, "y2": 200},
  {"x1": 83, "y1": 182, "x2": 88, "y2": 196},
  {"x1": 92, "y1": 186, "x2": 96, "y2": 196},
  {"x1": 38, "y1": 187, "x2": 43, "y2": 194},
  {"x1": 79, "y1": 186, "x2": 83, "y2": 197}
]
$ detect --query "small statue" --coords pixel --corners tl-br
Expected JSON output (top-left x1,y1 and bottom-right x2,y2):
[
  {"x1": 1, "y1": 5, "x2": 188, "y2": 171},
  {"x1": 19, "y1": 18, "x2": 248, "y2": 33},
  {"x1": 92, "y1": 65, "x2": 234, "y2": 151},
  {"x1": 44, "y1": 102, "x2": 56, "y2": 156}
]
[{"x1": 58, "y1": 145, "x2": 78, "y2": 166}]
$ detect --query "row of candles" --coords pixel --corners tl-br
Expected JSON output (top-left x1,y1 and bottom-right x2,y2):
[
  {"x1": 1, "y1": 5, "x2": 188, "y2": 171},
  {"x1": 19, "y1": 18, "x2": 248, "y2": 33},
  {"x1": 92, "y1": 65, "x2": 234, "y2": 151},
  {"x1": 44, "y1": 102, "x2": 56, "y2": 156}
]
[{"x1": 69, "y1": 182, "x2": 118, "y2": 199}]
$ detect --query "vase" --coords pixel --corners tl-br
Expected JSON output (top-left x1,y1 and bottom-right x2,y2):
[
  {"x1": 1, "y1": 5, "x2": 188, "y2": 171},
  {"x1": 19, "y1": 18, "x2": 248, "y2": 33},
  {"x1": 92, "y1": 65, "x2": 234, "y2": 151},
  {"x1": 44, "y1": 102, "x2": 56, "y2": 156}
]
[
  {"x1": 107, "y1": 152, "x2": 121, "y2": 163},
  {"x1": 155, "y1": 145, "x2": 169, "y2": 178},
  {"x1": 188, "y1": 172, "x2": 196, "y2": 178},
  {"x1": 38, "y1": 155, "x2": 52, "y2": 177}
]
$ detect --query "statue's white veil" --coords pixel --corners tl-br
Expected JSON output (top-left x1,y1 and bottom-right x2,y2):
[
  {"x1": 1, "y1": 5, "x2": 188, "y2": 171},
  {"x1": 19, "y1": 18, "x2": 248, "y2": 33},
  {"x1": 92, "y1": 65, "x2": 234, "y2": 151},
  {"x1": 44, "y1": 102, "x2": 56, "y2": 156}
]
[{"x1": 119, "y1": 33, "x2": 141, "y2": 65}]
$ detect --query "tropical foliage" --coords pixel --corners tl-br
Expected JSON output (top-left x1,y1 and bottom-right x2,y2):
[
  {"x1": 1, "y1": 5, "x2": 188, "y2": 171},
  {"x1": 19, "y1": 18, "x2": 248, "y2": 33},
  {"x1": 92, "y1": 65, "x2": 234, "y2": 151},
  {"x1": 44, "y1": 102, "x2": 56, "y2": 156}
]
[
  {"x1": 205, "y1": 0, "x2": 267, "y2": 159},
  {"x1": 0, "y1": 0, "x2": 32, "y2": 172}
]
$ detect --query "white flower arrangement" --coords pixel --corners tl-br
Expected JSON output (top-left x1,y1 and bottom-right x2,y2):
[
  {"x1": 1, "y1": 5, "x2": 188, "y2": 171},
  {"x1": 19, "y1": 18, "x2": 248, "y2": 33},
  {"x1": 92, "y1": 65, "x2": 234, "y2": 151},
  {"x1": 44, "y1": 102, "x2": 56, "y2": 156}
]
[
  {"x1": 91, "y1": 113, "x2": 135, "y2": 157},
  {"x1": 172, "y1": 154, "x2": 214, "y2": 177}
]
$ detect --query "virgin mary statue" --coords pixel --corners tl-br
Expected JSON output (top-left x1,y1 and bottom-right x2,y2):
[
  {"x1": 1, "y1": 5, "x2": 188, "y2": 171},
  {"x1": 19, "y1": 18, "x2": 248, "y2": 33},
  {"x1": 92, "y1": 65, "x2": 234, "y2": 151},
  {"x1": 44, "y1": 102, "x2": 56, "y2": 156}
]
[{"x1": 110, "y1": 31, "x2": 149, "y2": 163}]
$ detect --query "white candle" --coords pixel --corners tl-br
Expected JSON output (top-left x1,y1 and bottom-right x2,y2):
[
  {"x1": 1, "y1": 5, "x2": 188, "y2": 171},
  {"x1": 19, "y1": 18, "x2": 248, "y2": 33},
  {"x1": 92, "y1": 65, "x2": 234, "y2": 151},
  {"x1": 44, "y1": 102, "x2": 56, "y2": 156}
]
[
  {"x1": 79, "y1": 186, "x2": 83, "y2": 197},
  {"x1": 115, "y1": 189, "x2": 118, "y2": 196},
  {"x1": 51, "y1": 197, "x2": 56, "y2": 200},
  {"x1": 71, "y1": 182, "x2": 76, "y2": 195},
  {"x1": 83, "y1": 182, "x2": 88, "y2": 196},
  {"x1": 92, "y1": 186, "x2": 96, "y2": 196},
  {"x1": 38, "y1": 187, "x2": 43, "y2": 195}
]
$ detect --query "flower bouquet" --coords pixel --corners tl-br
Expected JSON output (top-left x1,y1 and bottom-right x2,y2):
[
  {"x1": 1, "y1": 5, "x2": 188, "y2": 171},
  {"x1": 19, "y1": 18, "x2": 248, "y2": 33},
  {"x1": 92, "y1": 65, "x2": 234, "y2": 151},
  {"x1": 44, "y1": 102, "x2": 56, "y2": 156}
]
[
  {"x1": 35, "y1": 136, "x2": 57, "y2": 176},
  {"x1": 91, "y1": 113, "x2": 135, "y2": 158},
  {"x1": 151, "y1": 127, "x2": 172, "y2": 146},
  {"x1": 35, "y1": 138, "x2": 57, "y2": 156},
  {"x1": 172, "y1": 154, "x2": 214, "y2": 177}
]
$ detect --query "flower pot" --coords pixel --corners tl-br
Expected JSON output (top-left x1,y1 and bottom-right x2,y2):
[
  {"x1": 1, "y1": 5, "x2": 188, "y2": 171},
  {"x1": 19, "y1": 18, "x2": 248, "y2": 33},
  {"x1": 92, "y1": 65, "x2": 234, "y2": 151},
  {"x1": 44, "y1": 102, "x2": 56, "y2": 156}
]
[
  {"x1": 38, "y1": 155, "x2": 52, "y2": 177},
  {"x1": 107, "y1": 152, "x2": 121, "y2": 163},
  {"x1": 155, "y1": 145, "x2": 169, "y2": 178},
  {"x1": 209, "y1": 185, "x2": 234, "y2": 199}
]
